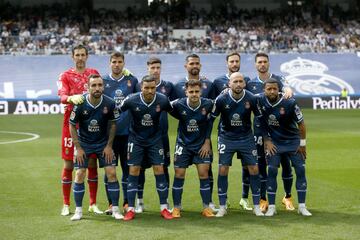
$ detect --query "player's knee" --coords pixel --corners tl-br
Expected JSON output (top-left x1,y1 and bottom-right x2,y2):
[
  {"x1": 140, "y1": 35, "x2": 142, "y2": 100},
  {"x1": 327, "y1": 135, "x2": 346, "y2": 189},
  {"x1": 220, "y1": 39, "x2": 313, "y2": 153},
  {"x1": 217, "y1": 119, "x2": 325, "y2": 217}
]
[
  {"x1": 75, "y1": 168, "x2": 86, "y2": 183},
  {"x1": 248, "y1": 165, "x2": 259, "y2": 175},
  {"x1": 129, "y1": 166, "x2": 141, "y2": 176},
  {"x1": 105, "y1": 167, "x2": 117, "y2": 181},
  {"x1": 153, "y1": 165, "x2": 164, "y2": 175},
  {"x1": 218, "y1": 166, "x2": 229, "y2": 176},
  {"x1": 175, "y1": 168, "x2": 186, "y2": 178}
]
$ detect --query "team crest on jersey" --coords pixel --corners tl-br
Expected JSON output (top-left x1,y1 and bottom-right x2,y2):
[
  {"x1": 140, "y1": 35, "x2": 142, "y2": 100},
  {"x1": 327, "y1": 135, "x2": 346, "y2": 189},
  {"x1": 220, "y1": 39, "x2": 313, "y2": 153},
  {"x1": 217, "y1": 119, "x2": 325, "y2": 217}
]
[
  {"x1": 141, "y1": 114, "x2": 153, "y2": 126},
  {"x1": 245, "y1": 101, "x2": 250, "y2": 109},
  {"x1": 88, "y1": 119, "x2": 100, "y2": 132},
  {"x1": 161, "y1": 86, "x2": 166, "y2": 93},
  {"x1": 279, "y1": 107, "x2": 285, "y2": 115},
  {"x1": 103, "y1": 107, "x2": 108, "y2": 114},
  {"x1": 127, "y1": 80, "x2": 132, "y2": 87},
  {"x1": 187, "y1": 119, "x2": 199, "y2": 132},
  {"x1": 156, "y1": 104, "x2": 161, "y2": 112},
  {"x1": 231, "y1": 113, "x2": 242, "y2": 126},
  {"x1": 268, "y1": 114, "x2": 280, "y2": 126},
  {"x1": 202, "y1": 83, "x2": 207, "y2": 89},
  {"x1": 201, "y1": 108, "x2": 207, "y2": 115},
  {"x1": 70, "y1": 111, "x2": 76, "y2": 120},
  {"x1": 114, "y1": 109, "x2": 120, "y2": 119}
]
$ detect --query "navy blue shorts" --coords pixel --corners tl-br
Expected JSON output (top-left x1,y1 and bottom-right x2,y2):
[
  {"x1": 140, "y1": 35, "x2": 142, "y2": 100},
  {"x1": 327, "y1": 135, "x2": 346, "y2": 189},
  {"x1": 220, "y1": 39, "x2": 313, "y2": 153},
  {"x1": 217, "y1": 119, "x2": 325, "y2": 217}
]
[
  {"x1": 127, "y1": 135, "x2": 164, "y2": 167},
  {"x1": 173, "y1": 142, "x2": 212, "y2": 168},
  {"x1": 74, "y1": 146, "x2": 116, "y2": 169},
  {"x1": 218, "y1": 135, "x2": 258, "y2": 166}
]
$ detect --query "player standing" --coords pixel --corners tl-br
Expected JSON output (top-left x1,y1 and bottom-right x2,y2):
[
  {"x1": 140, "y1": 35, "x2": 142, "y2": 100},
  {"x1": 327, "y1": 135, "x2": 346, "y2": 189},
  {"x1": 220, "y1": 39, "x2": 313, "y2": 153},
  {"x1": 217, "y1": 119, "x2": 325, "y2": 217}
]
[
  {"x1": 134, "y1": 57, "x2": 175, "y2": 213},
  {"x1": 69, "y1": 74, "x2": 123, "y2": 220},
  {"x1": 170, "y1": 80, "x2": 215, "y2": 218},
  {"x1": 57, "y1": 45, "x2": 102, "y2": 216},
  {"x1": 102, "y1": 52, "x2": 138, "y2": 214},
  {"x1": 174, "y1": 54, "x2": 217, "y2": 211},
  {"x1": 211, "y1": 72, "x2": 264, "y2": 217},
  {"x1": 119, "y1": 75, "x2": 173, "y2": 221},
  {"x1": 258, "y1": 79, "x2": 312, "y2": 217},
  {"x1": 212, "y1": 52, "x2": 253, "y2": 211},
  {"x1": 246, "y1": 52, "x2": 294, "y2": 212}
]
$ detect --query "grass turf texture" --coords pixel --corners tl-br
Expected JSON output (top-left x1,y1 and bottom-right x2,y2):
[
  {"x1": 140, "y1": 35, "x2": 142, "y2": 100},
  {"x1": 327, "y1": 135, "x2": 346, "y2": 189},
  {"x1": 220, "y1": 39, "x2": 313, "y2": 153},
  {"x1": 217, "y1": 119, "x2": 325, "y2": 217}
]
[{"x1": 0, "y1": 109, "x2": 359, "y2": 240}]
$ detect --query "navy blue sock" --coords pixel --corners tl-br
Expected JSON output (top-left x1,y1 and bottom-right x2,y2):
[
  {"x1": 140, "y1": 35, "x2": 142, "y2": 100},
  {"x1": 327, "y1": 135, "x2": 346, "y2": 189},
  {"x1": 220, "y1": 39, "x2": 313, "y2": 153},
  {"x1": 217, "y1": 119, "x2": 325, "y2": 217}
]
[
  {"x1": 267, "y1": 166, "x2": 278, "y2": 205},
  {"x1": 200, "y1": 178, "x2": 211, "y2": 206},
  {"x1": 73, "y1": 182, "x2": 85, "y2": 207},
  {"x1": 249, "y1": 173, "x2": 261, "y2": 205},
  {"x1": 155, "y1": 174, "x2": 168, "y2": 205},
  {"x1": 104, "y1": 175, "x2": 112, "y2": 205},
  {"x1": 137, "y1": 169, "x2": 145, "y2": 199},
  {"x1": 172, "y1": 177, "x2": 185, "y2": 208},
  {"x1": 282, "y1": 168, "x2": 293, "y2": 198},
  {"x1": 208, "y1": 166, "x2": 214, "y2": 202},
  {"x1": 127, "y1": 174, "x2": 139, "y2": 208},
  {"x1": 217, "y1": 175, "x2": 228, "y2": 206},
  {"x1": 258, "y1": 158, "x2": 267, "y2": 200},
  {"x1": 242, "y1": 168, "x2": 250, "y2": 198},
  {"x1": 295, "y1": 165, "x2": 307, "y2": 204},
  {"x1": 107, "y1": 181, "x2": 120, "y2": 207},
  {"x1": 121, "y1": 174, "x2": 128, "y2": 205},
  {"x1": 164, "y1": 166, "x2": 170, "y2": 188}
]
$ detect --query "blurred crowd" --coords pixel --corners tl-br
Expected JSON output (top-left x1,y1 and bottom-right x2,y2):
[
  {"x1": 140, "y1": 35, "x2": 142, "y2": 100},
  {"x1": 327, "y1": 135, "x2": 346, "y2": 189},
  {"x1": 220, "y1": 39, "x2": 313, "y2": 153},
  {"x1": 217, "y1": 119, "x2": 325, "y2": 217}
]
[{"x1": 1, "y1": 1, "x2": 360, "y2": 55}]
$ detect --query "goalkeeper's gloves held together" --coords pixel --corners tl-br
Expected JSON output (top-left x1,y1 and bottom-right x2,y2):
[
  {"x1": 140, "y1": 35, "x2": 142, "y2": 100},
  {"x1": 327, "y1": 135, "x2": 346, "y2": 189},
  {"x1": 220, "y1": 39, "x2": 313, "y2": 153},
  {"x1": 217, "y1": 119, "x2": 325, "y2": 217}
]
[{"x1": 67, "y1": 95, "x2": 84, "y2": 104}]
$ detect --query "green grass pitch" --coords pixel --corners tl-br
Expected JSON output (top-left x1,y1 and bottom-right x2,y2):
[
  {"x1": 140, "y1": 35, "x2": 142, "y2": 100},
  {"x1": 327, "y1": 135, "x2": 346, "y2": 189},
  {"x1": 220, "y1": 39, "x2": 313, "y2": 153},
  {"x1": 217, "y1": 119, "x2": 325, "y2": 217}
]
[{"x1": 0, "y1": 109, "x2": 359, "y2": 240}]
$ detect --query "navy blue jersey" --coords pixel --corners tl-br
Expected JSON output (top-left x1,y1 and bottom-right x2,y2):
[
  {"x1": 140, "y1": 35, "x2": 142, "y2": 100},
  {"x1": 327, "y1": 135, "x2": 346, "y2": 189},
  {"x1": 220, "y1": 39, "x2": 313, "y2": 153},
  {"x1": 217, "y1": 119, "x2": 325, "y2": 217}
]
[
  {"x1": 119, "y1": 92, "x2": 172, "y2": 142},
  {"x1": 174, "y1": 77, "x2": 214, "y2": 99},
  {"x1": 69, "y1": 94, "x2": 120, "y2": 148},
  {"x1": 212, "y1": 74, "x2": 251, "y2": 97},
  {"x1": 136, "y1": 80, "x2": 176, "y2": 132},
  {"x1": 211, "y1": 90, "x2": 261, "y2": 140},
  {"x1": 170, "y1": 97, "x2": 213, "y2": 151},
  {"x1": 246, "y1": 73, "x2": 285, "y2": 95},
  {"x1": 103, "y1": 74, "x2": 138, "y2": 136},
  {"x1": 257, "y1": 93, "x2": 304, "y2": 150}
]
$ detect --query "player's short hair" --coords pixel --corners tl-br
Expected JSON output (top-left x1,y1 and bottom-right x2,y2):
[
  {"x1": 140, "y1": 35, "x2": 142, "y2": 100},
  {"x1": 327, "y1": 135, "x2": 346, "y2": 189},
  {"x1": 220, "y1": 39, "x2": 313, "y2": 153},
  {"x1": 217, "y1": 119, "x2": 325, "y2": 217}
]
[
  {"x1": 147, "y1": 57, "x2": 162, "y2": 65},
  {"x1": 185, "y1": 79, "x2": 202, "y2": 89},
  {"x1": 110, "y1": 52, "x2": 124, "y2": 61},
  {"x1": 141, "y1": 75, "x2": 156, "y2": 84},
  {"x1": 185, "y1": 53, "x2": 200, "y2": 62},
  {"x1": 264, "y1": 78, "x2": 280, "y2": 89},
  {"x1": 72, "y1": 45, "x2": 88, "y2": 56},
  {"x1": 226, "y1": 52, "x2": 241, "y2": 61},
  {"x1": 87, "y1": 74, "x2": 102, "y2": 84},
  {"x1": 255, "y1": 52, "x2": 269, "y2": 62}
]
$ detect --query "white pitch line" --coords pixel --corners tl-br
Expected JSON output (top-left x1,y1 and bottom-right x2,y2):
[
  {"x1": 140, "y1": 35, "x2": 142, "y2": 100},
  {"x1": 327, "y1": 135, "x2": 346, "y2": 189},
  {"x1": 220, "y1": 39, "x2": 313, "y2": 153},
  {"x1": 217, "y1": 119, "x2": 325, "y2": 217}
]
[{"x1": 0, "y1": 131, "x2": 40, "y2": 144}]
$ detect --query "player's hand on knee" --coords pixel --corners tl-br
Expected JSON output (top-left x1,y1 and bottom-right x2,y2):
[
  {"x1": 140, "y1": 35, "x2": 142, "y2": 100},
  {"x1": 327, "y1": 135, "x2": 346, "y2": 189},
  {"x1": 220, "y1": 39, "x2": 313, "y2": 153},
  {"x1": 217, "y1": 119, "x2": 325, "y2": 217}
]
[
  {"x1": 103, "y1": 145, "x2": 114, "y2": 163},
  {"x1": 75, "y1": 148, "x2": 86, "y2": 165},
  {"x1": 199, "y1": 139, "x2": 211, "y2": 158},
  {"x1": 67, "y1": 94, "x2": 84, "y2": 105},
  {"x1": 264, "y1": 139, "x2": 277, "y2": 156}
]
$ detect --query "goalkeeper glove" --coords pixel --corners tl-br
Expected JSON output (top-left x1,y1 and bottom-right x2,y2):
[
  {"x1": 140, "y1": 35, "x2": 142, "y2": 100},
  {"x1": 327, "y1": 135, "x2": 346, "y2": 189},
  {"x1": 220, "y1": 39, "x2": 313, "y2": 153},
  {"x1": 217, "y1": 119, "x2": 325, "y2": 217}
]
[
  {"x1": 67, "y1": 95, "x2": 84, "y2": 105},
  {"x1": 122, "y1": 68, "x2": 132, "y2": 76}
]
